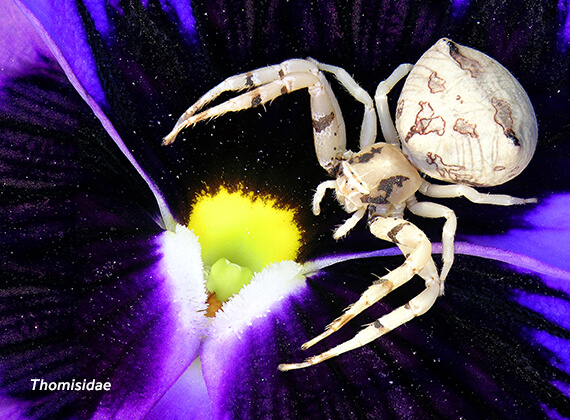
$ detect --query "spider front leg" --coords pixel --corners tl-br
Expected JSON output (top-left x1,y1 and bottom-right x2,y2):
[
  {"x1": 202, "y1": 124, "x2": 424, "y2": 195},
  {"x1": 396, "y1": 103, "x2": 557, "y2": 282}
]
[
  {"x1": 312, "y1": 180, "x2": 367, "y2": 240},
  {"x1": 308, "y1": 58, "x2": 377, "y2": 149},
  {"x1": 163, "y1": 59, "x2": 332, "y2": 145},
  {"x1": 163, "y1": 64, "x2": 347, "y2": 174},
  {"x1": 279, "y1": 217, "x2": 441, "y2": 371}
]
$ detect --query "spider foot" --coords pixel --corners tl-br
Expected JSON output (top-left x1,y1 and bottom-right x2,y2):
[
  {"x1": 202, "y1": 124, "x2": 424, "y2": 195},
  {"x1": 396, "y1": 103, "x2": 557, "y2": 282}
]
[
  {"x1": 278, "y1": 349, "x2": 337, "y2": 371},
  {"x1": 301, "y1": 311, "x2": 353, "y2": 350},
  {"x1": 280, "y1": 277, "x2": 440, "y2": 371}
]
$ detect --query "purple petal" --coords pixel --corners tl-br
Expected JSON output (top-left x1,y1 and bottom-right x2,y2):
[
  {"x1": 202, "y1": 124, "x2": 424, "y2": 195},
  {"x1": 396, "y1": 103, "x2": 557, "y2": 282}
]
[
  {"x1": 145, "y1": 359, "x2": 211, "y2": 420},
  {"x1": 0, "y1": 0, "x2": 53, "y2": 87},
  {"x1": 0, "y1": 33, "x2": 205, "y2": 418},
  {"x1": 201, "y1": 252, "x2": 570, "y2": 418},
  {"x1": 466, "y1": 194, "x2": 570, "y2": 272}
]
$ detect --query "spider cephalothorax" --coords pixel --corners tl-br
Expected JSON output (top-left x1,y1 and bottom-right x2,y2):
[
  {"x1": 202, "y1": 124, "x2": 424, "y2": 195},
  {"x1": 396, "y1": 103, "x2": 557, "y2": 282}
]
[{"x1": 163, "y1": 38, "x2": 537, "y2": 371}]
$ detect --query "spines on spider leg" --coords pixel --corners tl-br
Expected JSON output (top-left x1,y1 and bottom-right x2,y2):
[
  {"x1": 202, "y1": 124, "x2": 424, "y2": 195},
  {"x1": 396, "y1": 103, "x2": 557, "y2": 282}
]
[
  {"x1": 312, "y1": 180, "x2": 337, "y2": 216},
  {"x1": 396, "y1": 242, "x2": 444, "y2": 295},
  {"x1": 279, "y1": 275, "x2": 440, "y2": 371},
  {"x1": 164, "y1": 73, "x2": 327, "y2": 146},
  {"x1": 301, "y1": 217, "x2": 432, "y2": 350},
  {"x1": 185, "y1": 60, "x2": 330, "y2": 119},
  {"x1": 299, "y1": 255, "x2": 419, "y2": 350},
  {"x1": 164, "y1": 59, "x2": 322, "y2": 145},
  {"x1": 175, "y1": 67, "x2": 282, "y2": 120},
  {"x1": 300, "y1": 301, "x2": 357, "y2": 350},
  {"x1": 332, "y1": 208, "x2": 366, "y2": 239}
]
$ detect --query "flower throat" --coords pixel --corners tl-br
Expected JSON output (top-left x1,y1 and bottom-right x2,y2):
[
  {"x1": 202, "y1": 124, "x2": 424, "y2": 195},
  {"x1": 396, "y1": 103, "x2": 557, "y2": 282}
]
[{"x1": 187, "y1": 186, "x2": 302, "y2": 315}]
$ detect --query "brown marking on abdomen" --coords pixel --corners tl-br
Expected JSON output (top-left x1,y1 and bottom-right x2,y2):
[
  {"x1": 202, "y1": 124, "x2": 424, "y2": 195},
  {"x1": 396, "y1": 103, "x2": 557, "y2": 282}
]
[
  {"x1": 396, "y1": 99, "x2": 404, "y2": 120},
  {"x1": 453, "y1": 118, "x2": 478, "y2": 138},
  {"x1": 428, "y1": 71, "x2": 446, "y2": 93},
  {"x1": 405, "y1": 101, "x2": 446, "y2": 142},
  {"x1": 491, "y1": 97, "x2": 521, "y2": 146},
  {"x1": 426, "y1": 152, "x2": 471, "y2": 183},
  {"x1": 447, "y1": 40, "x2": 485, "y2": 78}
]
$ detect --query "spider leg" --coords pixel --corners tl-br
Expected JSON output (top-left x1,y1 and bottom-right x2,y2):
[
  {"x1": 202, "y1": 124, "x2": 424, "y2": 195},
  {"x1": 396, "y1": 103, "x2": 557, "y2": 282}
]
[
  {"x1": 312, "y1": 180, "x2": 367, "y2": 239},
  {"x1": 164, "y1": 59, "x2": 327, "y2": 145},
  {"x1": 164, "y1": 68, "x2": 347, "y2": 174},
  {"x1": 278, "y1": 219, "x2": 439, "y2": 371},
  {"x1": 332, "y1": 207, "x2": 367, "y2": 240},
  {"x1": 408, "y1": 196, "x2": 457, "y2": 295},
  {"x1": 312, "y1": 180, "x2": 337, "y2": 216},
  {"x1": 407, "y1": 195, "x2": 457, "y2": 289},
  {"x1": 418, "y1": 179, "x2": 537, "y2": 205},
  {"x1": 279, "y1": 217, "x2": 432, "y2": 371},
  {"x1": 308, "y1": 58, "x2": 377, "y2": 149},
  {"x1": 374, "y1": 63, "x2": 414, "y2": 148}
]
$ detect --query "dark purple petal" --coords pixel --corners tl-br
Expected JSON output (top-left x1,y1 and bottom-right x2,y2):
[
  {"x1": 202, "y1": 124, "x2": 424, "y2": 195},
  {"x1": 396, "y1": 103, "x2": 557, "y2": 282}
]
[
  {"x1": 14, "y1": 0, "x2": 213, "y2": 223},
  {"x1": 201, "y1": 252, "x2": 570, "y2": 419},
  {"x1": 0, "y1": 11, "x2": 206, "y2": 418}
]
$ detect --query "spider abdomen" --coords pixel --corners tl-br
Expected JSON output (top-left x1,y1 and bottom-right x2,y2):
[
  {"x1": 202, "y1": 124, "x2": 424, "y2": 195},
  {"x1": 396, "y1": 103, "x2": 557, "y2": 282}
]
[{"x1": 396, "y1": 38, "x2": 538, "y2": 187}]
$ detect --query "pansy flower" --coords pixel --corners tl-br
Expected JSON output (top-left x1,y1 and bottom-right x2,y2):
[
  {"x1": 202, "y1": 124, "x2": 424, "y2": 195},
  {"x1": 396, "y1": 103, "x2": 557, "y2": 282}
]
[{"x1": 1, "y1": 0, "x2": 570, "y2": 418}]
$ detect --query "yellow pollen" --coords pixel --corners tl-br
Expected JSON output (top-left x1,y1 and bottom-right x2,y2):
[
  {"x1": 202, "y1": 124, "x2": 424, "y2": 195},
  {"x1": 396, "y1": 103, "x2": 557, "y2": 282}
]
[{"x1": 188, "y1": 185, "x2": 302, "y2": 302}]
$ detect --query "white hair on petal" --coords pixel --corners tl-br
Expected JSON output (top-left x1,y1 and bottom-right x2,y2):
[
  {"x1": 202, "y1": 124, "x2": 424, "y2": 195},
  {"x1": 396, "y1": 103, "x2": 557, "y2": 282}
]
[
  {"x1": 159, "y1": 224, "x2": 208, "y2": 334},
  {"x1": 209, "y1": 261, "x2": 306, "y2": 340}
]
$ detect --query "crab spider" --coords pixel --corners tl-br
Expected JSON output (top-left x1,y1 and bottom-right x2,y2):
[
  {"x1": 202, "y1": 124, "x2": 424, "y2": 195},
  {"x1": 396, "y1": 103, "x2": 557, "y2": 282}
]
[{"x1": 163, "y1": 38, "x2": 538, "y2": 371}]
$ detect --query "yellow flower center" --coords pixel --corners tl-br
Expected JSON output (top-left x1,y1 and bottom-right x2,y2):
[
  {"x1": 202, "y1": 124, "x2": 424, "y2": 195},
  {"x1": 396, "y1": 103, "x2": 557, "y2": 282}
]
[{"x1": 188, "y1": 186, "x2": 302, "y2": 304}]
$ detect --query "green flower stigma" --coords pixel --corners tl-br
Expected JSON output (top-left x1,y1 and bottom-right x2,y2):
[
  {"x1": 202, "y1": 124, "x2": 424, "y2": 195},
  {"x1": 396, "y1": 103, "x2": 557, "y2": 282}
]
[
  {"x1": 188, "y1": 185, "x2": 302, "y2": 305},
  {"x1": 206, "y1": 258, "x2": 254, "y2": 302}
]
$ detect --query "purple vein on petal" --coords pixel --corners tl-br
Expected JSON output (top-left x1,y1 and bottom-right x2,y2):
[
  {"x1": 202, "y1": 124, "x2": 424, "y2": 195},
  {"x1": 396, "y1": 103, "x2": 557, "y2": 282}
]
[
  {"x1": 16, "y1": 0, "x2": 176, "y2": 231},
  {"x1": 82, "y1": 0, "x2": 112, "y2": 38},
  {"x1": 559, "y1": 0, "x2": 570, "y2": 49},
  {"x1": 451, "y1": 0, "x2": 471, "y2": 18},
  {"x1": 160, "y1": 0, "x2": 199, "y2": 43},
  {"x1": 305, "y1": 242, "x2": 570, "y2": 285}
]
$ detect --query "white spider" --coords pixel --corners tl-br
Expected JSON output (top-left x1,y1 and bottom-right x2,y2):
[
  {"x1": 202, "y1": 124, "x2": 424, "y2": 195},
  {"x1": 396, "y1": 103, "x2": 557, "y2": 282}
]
[{"x1": 163, "y1": 38, "x2": 538, "y2": 371}]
